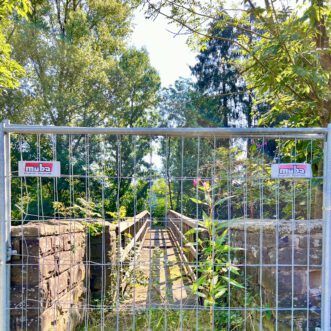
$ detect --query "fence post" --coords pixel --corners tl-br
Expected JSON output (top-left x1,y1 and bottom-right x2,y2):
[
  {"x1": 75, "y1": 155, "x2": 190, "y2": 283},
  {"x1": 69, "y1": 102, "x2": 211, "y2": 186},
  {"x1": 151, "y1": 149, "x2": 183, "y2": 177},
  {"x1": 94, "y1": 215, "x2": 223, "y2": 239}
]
[
  {"x1": 0, "y1": 120, "x2": 10, "y2": 331},
  {"x1": 322, "y1": 123, "x2": 331, "y2": 330}
]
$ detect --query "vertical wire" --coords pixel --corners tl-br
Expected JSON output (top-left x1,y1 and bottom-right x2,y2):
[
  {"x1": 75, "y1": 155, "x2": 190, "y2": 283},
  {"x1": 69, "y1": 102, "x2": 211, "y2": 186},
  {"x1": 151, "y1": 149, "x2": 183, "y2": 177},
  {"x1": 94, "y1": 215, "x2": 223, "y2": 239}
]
[
  {"x1": 52, "y1": 135, "x2": 59, "y2": 212},
  {"x1": 244, "y1": 138, "x2": 248, "y2": 330},
  {"x1": 52, "y1": 136, "x2": 56, "y2": 217},
  {"x1": 38, "y1": 135, "x2": 44, "y2": 220},
  {"x1": 263, "y1": 137, "x2": 266, "y2": 328},
  {"x1": 52, "y1": 134, "x2": 60, "y2": 331},
  {"x1": 69, "y1": 135, "x2": 73, "y2": 213},
  {"x1": 53, "y1": 133, "x2": 60, "y2": 328},
  {"x1": 115, "y1": 135, "x2": 122, "y2": 331},
  {"x1": 211, "y1": 137, "x2": 216, "y2": 330},
  {"x1": 84, "y1": 134, "x2": 90, "y2": 330},
  {"x1": 69, "y1": 135, "x2": 75, "y2": 216},
  {"x1": 148, "y1": 136, "x2": 153, "y2": 331},
  {"x1": 306, "y1": 139, "x2": 313, "y2": 330},
  {"x1": 19, "y1": 135, "x2": 26, "y2": 330},
  {"x1": 227, "y1": 139, "x2": 232, "y2": 330},
  {"x1": 195, "y1": 136, "x2": 200, "y2": 331},
  {"x1": 83, "y1": 135, "x2": 87, "y2": 329},
  {"x1": 101, "y1": 135, "x2": 106, "y2": 331},
  {"x1": 88, "y1": 135, "x2": 91, "y2": 329},
  {"x1": 275, "y1": 137, "x2": 281, "y2": 331},
  {"x1": 36, "y1": 135, "x2": 40, "y2": 222},
  {"x1": 132, "y1": 135, "x2": 137, "y2": 331},
  {"x1": 179, "y1": 137, "x2": 184, "y2": 331},
  {"x1": 166, "y1": 136, "x2": 171, "y2": 329},
  {"x1": 290, "y1": 138, "x2": 297, "y2": 331},
  {"x1": 259, "y1": 137, "x2": 265, "y2": 330},
  {"x1": 68, "y1": 134, "x2": 74, "y2": 331},
  {"x1": 70, "y1": 134, "x2": 75, "y2": 327},
  {"x1": 36, "y1": 134, "x2": 41, "y2": 331}
]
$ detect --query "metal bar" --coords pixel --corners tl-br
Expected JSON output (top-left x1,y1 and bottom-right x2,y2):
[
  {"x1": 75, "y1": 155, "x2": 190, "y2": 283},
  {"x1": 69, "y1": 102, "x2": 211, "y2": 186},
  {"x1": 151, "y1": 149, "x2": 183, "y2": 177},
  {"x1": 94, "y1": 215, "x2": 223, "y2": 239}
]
[
  {"x1": 322, "y1": 123, "x2": 331, "y2": 331},
  {"x1": 4, "y1": 121, "x2": 10, "y2": 331},
  {"x1": 0, "y1": 120, "x2": 10, "y2": 331},
  {"x1": 3, "y1": 123, "x2": 327, "y2": 138}
]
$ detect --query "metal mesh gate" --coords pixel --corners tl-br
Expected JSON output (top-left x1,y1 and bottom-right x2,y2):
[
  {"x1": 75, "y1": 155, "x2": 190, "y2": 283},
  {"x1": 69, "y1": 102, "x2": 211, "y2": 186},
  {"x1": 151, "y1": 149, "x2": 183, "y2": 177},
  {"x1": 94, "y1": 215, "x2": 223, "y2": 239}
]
[{"x1": 0, "y1": 122, "x2": 330, "y2": 330}]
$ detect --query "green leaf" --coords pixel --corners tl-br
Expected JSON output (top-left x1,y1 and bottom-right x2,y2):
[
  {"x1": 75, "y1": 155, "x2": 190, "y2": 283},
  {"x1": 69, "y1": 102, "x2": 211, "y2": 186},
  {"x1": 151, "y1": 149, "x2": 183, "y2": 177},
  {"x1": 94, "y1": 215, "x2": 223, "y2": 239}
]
[
  {"x1": 221, "y1": 276, "x2": 244, "y2": 289},
  {"x1": 190, "y1": 198, "x2": 207, "y2": 205},
  {"x1": 214, "y1": 195, "x2": 236, "y2": 207},
  {"x1": 214, "y1": 287, "x2": 227, "y2": 299}
]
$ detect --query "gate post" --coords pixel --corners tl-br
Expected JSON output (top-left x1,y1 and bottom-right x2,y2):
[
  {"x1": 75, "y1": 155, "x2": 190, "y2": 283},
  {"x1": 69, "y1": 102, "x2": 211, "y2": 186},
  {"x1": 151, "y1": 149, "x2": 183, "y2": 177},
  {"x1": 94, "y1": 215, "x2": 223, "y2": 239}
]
[
  {"x1": 0, "y1": 120, "x2": 11, "y2": 331},
  {"x1": 322, "y1": 123, "x2": 331, "y2": 330}
]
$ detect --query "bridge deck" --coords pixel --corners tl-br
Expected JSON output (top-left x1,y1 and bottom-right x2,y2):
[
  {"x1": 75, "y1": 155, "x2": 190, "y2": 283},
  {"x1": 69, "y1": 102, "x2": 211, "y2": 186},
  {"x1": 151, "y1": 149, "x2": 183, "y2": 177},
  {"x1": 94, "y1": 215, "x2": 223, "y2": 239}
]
[{"x1": 128, "y1": 227, "x2": 195, "y2": 307}]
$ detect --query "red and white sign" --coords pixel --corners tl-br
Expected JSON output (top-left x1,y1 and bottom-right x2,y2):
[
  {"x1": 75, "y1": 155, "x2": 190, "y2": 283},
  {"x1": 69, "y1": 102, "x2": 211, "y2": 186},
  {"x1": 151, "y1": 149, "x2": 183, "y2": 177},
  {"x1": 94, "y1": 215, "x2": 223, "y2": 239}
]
[
  {"x1": 19, "y1": 161, "x2": 61, "y2": 177},
  {"x1": 271, "y1": 163, "x2": 312, "y2": 179}
]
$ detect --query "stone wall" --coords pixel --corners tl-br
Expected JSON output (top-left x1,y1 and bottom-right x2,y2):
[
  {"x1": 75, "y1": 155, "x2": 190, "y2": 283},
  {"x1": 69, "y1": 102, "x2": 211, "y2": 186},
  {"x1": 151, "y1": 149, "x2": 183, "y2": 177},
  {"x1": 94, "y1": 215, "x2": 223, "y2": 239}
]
[
  {"x1": 230, "y1": 219, "x2": 322, "y2": 331},
  {"x1": 10, "y1": 220, "x2": 87, "y2": 331},
  {"x1": 10, "y1": 219, "x2": 119, "y2": 331},
  {"x1": 88, "y1": 223, "x2": 117, "y2": 296},
  {"x1": 9, "y1": 213, "x2": 149, "y2": 331}
]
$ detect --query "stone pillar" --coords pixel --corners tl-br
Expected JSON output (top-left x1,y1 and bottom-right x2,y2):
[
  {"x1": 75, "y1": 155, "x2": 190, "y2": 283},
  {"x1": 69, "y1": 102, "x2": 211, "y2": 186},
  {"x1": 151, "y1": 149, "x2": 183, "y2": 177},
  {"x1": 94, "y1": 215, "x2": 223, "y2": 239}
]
[
  {"x1": 230, "y1": 219, "x2": 322, "y2": 331},
  {"x1": 10, "y1": 220, "x2": 86, "y2": 331},
  {"x1": 88, "y1": 223, "x2": 117, "y2": 297}
]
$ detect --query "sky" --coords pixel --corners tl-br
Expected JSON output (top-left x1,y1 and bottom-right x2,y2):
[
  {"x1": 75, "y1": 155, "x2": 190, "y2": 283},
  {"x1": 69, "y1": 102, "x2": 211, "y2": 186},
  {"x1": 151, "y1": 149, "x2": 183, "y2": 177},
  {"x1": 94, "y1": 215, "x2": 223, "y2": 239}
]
[{"x1": 131, "y1": 8, "x2": 197, "y2": 87}]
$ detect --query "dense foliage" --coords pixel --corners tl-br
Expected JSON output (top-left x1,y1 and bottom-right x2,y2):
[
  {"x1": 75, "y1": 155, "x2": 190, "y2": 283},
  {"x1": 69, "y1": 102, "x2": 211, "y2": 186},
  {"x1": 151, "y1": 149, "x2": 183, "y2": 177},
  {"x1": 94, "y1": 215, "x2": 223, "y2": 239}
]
[
  {"x1": 191, "y1": 20, "x2": 253, "y2": 127},
  {"x1": 0, "y1": 0, "x2": 30, "y2": 91},
  {"x1": 0, "y1": 0, "x2": 160, "y2": 126},
  {"x1": 142, "y1": 0, "x2": 331, "y2": 128}
]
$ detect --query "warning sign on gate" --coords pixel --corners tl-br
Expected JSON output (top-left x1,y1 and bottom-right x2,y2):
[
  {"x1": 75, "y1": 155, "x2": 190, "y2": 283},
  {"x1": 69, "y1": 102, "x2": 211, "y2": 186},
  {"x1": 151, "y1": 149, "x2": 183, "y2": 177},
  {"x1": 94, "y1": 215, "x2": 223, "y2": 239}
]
[
  {"x1": 18, "y1": 161, "x2": 61, "y2": 177},
  {"x1": 271, "y1": 163, "x2": 312, "y2": 179}
]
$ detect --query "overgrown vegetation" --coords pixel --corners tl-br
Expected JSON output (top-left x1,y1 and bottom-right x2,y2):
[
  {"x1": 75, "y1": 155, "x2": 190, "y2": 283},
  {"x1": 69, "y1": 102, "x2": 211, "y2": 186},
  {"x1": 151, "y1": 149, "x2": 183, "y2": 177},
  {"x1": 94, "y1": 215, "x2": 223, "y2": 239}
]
[
  {"x1": 186, "y1": 179, "x2": 243, "y2": 328},
  {"x1": 0, "y1": 0, "x2": 30, "y2": 91},
  {"x1": 143, "y1": 0, "x2": 331, "y2": 127}
]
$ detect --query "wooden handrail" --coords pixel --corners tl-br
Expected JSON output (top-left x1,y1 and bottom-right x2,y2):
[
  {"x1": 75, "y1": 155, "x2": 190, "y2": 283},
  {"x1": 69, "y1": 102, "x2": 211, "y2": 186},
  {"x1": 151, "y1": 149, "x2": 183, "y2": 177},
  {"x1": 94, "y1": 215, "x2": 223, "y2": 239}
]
[
  {"x1": 167, "y1": 210, "x2": 198, "y2": 228},
  {"x1": 119, "y1": 210, "x2": 150, "y2": 262},
  {"x1": 118, "y1": 210, "x2": 150, "y2": 233},
  {"x1": 167, "y1": 210, "x2": 203, "y2": 280}
]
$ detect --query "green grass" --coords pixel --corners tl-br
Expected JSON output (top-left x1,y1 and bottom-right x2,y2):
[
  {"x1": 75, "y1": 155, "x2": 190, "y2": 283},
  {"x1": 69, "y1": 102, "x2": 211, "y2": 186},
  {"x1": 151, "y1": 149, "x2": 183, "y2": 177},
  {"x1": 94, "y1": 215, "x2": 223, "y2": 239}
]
[
  {"x1": 78, "y1": 307, "x2": 245, "y2": 331},
  {"x1": 79, "y1": 308, "x2": 213, "y2": 331}
]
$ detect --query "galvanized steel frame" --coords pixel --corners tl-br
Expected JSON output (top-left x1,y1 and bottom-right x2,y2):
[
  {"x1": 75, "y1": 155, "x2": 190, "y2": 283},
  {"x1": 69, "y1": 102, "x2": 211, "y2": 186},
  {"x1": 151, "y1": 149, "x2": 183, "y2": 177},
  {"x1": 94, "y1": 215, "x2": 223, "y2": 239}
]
[
  {"x1": 1, "y1": 120, "x2": 331, "y2": 330},
  {"x1": 0, "y1": 120, "x2": 11, "y2": 331}
]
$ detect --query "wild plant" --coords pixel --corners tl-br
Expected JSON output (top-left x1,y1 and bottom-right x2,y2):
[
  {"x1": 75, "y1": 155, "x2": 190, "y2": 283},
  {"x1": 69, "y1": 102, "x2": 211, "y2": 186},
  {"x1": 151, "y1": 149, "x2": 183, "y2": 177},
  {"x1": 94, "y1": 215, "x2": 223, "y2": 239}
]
[{"x1": 186, "y1": 179, "x2": 243, "y2": 327}]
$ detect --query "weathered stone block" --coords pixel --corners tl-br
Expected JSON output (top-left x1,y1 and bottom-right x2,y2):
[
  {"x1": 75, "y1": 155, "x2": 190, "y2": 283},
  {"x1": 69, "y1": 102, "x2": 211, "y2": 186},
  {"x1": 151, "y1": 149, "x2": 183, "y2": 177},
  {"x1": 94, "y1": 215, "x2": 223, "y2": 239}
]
[
  {"x1": 11, "y1": 284, "x2": 85, "y2": 331},
  {"x1": 9, "y1": 218, "x2": 122, "y2": 330},
  {"x1": 11, "y1": 220, "x2": 86, "y2": 238},
  {"x1": 230, "y1": 219, "x2": 322, "y2": 331},
  {"x1": 11, "y1": 254, "x2": 56, "y2": 286},
  {"x1": 56, "y1": 248, "x2": 85, "y2": 274}
]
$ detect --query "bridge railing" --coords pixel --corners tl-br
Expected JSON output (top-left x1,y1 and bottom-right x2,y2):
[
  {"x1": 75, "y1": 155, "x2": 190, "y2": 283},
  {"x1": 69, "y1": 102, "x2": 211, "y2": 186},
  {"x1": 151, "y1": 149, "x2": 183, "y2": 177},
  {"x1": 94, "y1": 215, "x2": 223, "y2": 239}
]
[
  {"x1": 118, "y1": 210, "x2": 150, "y2": 262},
  {"x1": 167, "y1": 210, "x2": 207, "y2": 280}
]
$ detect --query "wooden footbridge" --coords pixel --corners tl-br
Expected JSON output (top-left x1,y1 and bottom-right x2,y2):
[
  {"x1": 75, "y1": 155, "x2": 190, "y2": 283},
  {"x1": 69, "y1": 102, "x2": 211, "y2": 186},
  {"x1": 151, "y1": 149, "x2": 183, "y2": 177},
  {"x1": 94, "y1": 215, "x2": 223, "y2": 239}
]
[{"x1": 121, "y1": 210, "x2": 198, "y2": 308}]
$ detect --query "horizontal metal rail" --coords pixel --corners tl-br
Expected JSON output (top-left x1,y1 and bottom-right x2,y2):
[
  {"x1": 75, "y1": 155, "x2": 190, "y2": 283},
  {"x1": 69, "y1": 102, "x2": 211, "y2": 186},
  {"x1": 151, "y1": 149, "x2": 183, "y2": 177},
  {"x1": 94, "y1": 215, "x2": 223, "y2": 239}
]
[{"x1": 2, "y1": 122, "x2": 327, "y2": 138}]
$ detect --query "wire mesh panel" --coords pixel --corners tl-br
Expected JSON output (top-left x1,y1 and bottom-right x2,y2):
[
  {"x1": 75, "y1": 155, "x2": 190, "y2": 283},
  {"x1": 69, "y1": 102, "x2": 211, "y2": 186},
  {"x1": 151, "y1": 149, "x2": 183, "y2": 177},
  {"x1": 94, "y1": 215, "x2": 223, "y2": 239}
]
[{"x1": 0, "y1": 123, "x2": 328, "y2": 330}]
